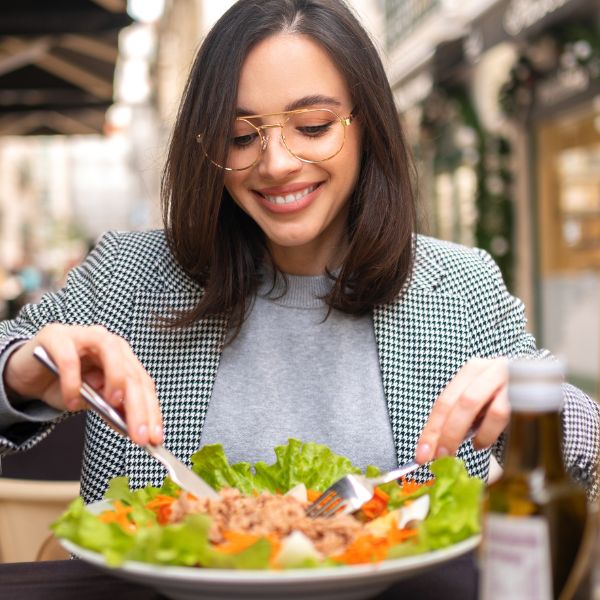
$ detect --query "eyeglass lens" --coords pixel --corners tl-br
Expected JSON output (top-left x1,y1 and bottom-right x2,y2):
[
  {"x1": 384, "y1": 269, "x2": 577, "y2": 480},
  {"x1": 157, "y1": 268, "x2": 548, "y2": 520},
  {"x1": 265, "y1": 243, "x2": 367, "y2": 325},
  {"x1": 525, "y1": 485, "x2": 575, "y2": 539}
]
[{"x1": 222, "y1": 109, "x2": 345, "y2": 170}]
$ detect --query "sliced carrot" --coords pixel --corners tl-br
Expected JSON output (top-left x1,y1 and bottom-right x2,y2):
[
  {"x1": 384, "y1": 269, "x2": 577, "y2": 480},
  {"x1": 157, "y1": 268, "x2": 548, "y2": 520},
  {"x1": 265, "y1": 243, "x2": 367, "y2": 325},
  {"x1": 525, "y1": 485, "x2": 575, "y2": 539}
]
[
  {"x1": 307, "y1": 489, "x2": 322, "y2": 503},
  {"x1": 266, "y1": 534, "x2": 282, "y2": 568},
  {"x1": 399, "y1": 477, "x2": 431, "y2": 495},
  {"x1": 99, "y1": 500, "x2": 136, "y2": 532},
  {"x1": 361, "y1": 487, "x2": 390, "y2": 520},
  {"x1": 333, "y1": 534, "x2": 390, "y2": 565},
  {"x1": 388, "y1": 527, "x2": 418, "y2": 545},
  {"x1": 215, "y1": 530, "x2": 280, "y2": 565},
  {"x1": 145, "y1": 494, "x2": 177, "y2": 510},
  {"x1": 214, "y1": 530, "x2": 263, "y2": 554},
  {"x1": 144, "y1": 494, "x2": 178, "y2": 525}
]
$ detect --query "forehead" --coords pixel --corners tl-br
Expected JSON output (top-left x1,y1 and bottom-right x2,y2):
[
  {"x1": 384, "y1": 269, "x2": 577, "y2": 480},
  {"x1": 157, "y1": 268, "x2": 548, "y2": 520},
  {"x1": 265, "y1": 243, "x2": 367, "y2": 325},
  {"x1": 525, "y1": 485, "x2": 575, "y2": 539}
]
[{"x1": 236, "y1": 33, "x2": 351, "y2": 114}]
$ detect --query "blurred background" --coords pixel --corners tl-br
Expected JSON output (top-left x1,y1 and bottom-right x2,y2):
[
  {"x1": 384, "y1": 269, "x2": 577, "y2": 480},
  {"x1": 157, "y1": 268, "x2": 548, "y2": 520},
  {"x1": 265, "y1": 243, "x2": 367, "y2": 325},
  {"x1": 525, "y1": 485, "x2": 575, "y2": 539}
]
[{"x1": 0, "y1": 0, "x2": 598, "y2": 401}]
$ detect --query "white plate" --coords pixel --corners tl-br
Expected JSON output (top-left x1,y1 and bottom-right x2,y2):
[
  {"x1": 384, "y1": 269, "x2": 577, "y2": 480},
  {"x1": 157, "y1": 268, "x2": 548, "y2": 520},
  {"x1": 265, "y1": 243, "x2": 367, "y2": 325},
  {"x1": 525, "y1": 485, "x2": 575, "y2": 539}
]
[{"x1": 60, "y1": 501, "x2": 480, "y2": 600}]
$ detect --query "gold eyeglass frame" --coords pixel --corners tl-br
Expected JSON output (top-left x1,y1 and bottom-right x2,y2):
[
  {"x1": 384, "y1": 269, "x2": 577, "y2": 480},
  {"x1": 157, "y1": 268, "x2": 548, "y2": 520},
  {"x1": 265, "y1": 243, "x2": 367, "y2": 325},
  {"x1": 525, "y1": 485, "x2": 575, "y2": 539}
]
[{"x1": 196, "y1": 107, "x2": 355, "y2": 172}]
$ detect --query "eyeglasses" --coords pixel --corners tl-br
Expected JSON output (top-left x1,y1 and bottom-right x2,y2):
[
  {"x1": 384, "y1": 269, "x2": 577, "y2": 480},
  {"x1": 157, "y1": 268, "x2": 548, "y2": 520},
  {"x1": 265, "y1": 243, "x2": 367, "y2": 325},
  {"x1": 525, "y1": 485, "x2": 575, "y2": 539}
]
[{"x1": 197, "y1": 107, "x2": 354, "y2": 171}]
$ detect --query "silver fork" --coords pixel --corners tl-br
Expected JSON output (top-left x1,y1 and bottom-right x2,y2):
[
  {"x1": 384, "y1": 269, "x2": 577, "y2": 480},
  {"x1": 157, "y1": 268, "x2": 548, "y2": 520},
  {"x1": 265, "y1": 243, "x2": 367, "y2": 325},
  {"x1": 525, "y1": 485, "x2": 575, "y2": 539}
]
[
  {"x1": 305, "y1": 461, "x2": 421, "y2": 518},
  {"x1": 306, "y1": 426, "x2": 480, "y2": 518},
  {"x1": 33, "y1": 345, "x2": 219, "y2": 500}
]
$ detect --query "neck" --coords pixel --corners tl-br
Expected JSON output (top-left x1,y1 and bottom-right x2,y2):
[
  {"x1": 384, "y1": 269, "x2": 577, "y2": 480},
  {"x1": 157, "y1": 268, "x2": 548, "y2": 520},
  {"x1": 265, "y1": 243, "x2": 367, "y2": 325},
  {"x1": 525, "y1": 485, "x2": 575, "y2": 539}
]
[{"x1": 268, "y1": 237, "x2": 347, "y2": 275}]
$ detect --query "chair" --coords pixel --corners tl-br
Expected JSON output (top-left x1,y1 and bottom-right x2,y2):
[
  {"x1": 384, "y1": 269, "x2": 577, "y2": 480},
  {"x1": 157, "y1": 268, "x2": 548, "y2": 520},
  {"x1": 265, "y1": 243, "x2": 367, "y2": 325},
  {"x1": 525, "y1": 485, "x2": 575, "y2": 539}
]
[
  {"x1": 35, "y1": 533, "x2": 70, "y2": 561},
  {"x1": 0, "y1": 478, "x2": 80, "y2": 563}
]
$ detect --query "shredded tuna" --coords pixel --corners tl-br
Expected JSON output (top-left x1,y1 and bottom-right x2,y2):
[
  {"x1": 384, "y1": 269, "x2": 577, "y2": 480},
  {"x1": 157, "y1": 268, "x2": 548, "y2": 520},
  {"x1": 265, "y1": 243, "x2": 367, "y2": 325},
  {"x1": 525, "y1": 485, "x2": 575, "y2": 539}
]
[{"x1": 168, "y1": 487, "x2": 363, "y2": 556}]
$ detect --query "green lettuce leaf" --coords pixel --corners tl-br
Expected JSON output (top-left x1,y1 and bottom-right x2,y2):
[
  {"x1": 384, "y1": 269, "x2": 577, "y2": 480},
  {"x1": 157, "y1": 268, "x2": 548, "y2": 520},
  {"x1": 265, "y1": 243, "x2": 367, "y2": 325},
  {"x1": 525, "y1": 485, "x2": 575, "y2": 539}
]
[
  {"x1": 419, "y1": 456, "x2": 483, "y2": 549},
  {"x1": 199, "y1": 537, "x2": 272, "y2": 569},
  {"x1": 191, "y1": 439, "x2": 362, "y2": 494},
  {"x1": 387, "y1": 456, "x2": 483, "y2": 557},
  {"x1": 52, "y1": 497, "x2": 137, "y2": 564},
  {"x1": 190, "y1": 445, "x2": 257, "y2": 495},
  {"x1": 252, "y1": 439, "x2": 362, "y2": 493}
]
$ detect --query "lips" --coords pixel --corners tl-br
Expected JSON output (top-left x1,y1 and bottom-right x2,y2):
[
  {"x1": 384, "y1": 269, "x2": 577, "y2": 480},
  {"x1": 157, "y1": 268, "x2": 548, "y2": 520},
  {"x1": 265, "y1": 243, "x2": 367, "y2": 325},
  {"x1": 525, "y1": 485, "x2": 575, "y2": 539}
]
[
  {"x1": 256, "y1": 182, "x2": 322, "y2": 205},
  {"x1": 253, "y1": 182, "x2": 323, "y2": 214}
]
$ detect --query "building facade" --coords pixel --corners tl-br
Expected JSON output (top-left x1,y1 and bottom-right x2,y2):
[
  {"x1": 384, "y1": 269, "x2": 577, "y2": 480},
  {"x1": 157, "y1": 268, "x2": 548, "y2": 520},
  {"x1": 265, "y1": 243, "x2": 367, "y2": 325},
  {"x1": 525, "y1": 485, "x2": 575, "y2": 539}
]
[{"x1": 387, "y1": 0, "x2": 600, "y2": 397}]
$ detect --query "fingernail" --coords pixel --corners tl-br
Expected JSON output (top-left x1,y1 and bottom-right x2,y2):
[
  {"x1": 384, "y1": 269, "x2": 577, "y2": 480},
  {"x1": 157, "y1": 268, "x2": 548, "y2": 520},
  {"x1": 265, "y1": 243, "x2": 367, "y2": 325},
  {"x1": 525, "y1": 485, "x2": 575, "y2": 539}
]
[
  {"x1": 154, "y1": 424, "x2": 163, "y2": 442},
  {"x1": 137, "y1": 424, "x2": 148, "y2": 442},
  {"x1": 436, "y1": 446, "x2": 449, "y2": 458},
  {"x1": 416, "y1": 443, "x2": 431, "y2": 463}
]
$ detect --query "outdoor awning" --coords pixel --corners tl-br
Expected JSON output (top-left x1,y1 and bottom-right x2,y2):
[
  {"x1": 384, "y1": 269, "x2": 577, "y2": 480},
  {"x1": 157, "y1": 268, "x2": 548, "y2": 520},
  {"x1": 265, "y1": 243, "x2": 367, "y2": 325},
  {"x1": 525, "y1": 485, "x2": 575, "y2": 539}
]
[{"x1": 0, "y1": 0, "x2": 132, "y2": 135}]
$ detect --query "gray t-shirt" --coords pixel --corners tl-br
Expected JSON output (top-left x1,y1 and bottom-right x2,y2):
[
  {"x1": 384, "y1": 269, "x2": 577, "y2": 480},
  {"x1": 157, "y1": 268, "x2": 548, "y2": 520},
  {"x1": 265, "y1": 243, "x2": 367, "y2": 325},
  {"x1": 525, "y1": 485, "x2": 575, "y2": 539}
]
[{"x1": 200, "y1": 270, "x2": 399, "y2": 471}]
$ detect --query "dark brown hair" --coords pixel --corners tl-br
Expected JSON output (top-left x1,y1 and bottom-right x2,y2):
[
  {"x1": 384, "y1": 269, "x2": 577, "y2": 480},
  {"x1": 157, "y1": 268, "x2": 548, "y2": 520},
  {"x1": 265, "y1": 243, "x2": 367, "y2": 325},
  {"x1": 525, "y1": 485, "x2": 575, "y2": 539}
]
[{"x1": 161, "y1": 0, "x2": 416, "y2": 331}]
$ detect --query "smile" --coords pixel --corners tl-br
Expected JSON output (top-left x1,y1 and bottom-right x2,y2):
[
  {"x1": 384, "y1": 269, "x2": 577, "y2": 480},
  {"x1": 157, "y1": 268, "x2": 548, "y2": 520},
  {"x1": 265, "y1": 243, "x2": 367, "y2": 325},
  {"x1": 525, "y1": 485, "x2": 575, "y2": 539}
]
[{"x1": 262, "y1": 184, "x2": 319, "y2": 205}]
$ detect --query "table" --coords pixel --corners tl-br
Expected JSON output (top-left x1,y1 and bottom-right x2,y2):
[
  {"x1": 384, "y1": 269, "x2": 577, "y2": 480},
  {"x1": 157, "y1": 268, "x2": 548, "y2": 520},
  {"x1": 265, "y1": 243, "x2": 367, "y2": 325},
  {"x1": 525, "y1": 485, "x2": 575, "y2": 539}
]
[{"x1": 0, "y1": 553, "x2": 478, "y2": 600}]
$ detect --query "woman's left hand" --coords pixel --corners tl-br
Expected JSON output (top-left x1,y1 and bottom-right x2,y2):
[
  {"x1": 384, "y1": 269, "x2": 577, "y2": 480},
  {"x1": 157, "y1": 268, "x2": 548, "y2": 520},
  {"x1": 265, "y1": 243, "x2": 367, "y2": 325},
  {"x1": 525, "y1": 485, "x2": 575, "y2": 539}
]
[{"x1": 415, "y1": 357, "x2": 510, "y2": 464}]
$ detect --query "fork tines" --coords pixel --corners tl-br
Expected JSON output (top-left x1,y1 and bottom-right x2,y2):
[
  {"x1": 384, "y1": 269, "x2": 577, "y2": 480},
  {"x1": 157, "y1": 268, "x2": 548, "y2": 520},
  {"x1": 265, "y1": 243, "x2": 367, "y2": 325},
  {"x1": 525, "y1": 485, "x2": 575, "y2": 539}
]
[{"x1": 306, "y1": 490, "x2": 345, "y2": 518}]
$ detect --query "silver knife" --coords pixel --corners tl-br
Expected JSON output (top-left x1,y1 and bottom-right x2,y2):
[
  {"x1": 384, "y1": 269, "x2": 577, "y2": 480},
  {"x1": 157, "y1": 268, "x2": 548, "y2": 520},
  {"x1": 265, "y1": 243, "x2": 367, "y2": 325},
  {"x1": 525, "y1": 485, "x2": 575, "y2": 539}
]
[{"x1": 33, "y1": 345, "x2": 219, "y2": 500}]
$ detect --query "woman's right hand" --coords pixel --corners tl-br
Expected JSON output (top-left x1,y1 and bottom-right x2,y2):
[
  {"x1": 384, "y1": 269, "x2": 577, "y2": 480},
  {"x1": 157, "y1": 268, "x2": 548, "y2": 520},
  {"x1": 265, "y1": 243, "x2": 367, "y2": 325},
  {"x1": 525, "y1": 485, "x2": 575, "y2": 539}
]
[{"x1": 3, "y1": 324, "x2": 163, "y2": 446}]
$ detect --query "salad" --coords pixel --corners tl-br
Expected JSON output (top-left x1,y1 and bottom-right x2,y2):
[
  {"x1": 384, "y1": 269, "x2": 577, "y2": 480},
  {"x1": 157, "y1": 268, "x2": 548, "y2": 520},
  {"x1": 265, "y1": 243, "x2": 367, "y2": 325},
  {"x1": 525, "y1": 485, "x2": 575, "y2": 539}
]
[{"x1": 53, "y1": 439, "x2": 483, "y2": 569}]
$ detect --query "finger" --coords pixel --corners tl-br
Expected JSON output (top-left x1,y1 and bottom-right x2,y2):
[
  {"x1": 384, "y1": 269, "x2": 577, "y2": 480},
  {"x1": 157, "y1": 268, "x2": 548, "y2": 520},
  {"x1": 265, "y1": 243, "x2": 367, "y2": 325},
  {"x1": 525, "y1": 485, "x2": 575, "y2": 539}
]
[
  {"x1": 142, "y1": 376, "x2": 163, "y2": 445},
  {"x1": 76, "y1": 330, "x2": 161, "y2": 447},
  {"x1": 37, "y1": 329, "x2": 86, "y2": 411},
  {"x1": 82, "y1": 368, "x2": 104, "y2": 392},
  {"x1": 120, "y1": 374, "x2": 151, "y2": 445},
  {"x1": 470, "y1": 387, "x2": 510, "y2": 450},
  {"x1": 416, "y1": 359, "x2": 490, "y2": 463},
  {"x1": 74, "y1": 326, "x2": 131, "y2": 408},
  {"x1": 77, "y1": 331, "x2": 156, "y2": 445},
  {"x1": 105, "y1": 336, "x2": 162, "y2": 444},
  {"x1": 435, "y1": 358, "x2": 508, "y2": 456}
]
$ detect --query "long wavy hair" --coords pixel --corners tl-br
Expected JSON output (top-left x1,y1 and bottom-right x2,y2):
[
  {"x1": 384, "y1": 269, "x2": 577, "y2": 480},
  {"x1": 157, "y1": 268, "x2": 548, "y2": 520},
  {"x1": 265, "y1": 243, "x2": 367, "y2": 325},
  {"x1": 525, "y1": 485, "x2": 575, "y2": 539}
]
[{"x1": 161, "y1": 0, "x2": 417, "y2": 332}]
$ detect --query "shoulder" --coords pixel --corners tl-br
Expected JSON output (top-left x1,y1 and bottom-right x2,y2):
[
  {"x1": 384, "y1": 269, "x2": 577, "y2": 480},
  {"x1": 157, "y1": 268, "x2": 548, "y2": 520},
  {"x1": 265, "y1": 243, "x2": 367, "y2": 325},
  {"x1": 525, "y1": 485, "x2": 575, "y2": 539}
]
[
  {"x1": 96, "y1": 228, "x2": 168, "y2": 256},
  {"x1": 412, "y1": 235, "x2": 505, "y2": 296},
  {"x1": 414, "y1": 234, "x2": 497, "y2": 275},
  {"x1": 88, "y1": 229, "x2": 195, "y2": 293}
]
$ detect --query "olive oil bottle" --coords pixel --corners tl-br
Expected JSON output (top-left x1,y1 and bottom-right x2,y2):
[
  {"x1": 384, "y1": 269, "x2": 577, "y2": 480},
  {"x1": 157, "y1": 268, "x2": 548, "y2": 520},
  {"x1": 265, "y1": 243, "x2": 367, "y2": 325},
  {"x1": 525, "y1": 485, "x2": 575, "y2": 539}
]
[{"x1": 480, "y1": 359, "x2": 594, "y2": 600}]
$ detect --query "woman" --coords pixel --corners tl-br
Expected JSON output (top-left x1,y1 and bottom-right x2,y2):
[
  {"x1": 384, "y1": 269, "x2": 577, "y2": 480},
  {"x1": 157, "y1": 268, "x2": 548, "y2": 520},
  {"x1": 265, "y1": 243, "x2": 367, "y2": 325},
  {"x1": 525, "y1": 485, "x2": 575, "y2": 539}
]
[{"x1": 0, "y1": 0, "x2": 597, "y2": 504}]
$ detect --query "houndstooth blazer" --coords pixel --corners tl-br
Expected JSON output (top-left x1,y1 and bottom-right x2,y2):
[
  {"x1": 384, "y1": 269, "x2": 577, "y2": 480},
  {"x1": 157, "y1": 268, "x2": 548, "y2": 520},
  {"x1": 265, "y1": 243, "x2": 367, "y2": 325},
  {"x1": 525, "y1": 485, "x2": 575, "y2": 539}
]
[{"x1": 0, "y1": 230, "x2": 598, "y2": 502}]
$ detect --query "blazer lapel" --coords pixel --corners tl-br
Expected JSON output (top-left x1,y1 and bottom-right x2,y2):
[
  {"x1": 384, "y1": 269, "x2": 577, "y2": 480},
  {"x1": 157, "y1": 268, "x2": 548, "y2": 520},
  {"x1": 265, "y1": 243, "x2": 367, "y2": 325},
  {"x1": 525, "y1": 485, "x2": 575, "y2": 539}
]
[
  {"x1": 373, "y1": 248, "x2": 473, "y2": 476},
  {"x1": 124, "y1": 252, "x2": 228, "y2": 489}
]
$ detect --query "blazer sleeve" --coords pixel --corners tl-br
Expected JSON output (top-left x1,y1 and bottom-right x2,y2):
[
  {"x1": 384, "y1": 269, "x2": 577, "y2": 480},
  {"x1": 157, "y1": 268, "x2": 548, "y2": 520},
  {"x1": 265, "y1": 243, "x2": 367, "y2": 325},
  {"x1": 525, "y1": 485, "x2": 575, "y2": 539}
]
[
  {"x1": 0, "y1": 231, "x2": 122, "y2": 457},
  {"x1": 473, "y1": 248, "x2": 600, "y2": 497}
]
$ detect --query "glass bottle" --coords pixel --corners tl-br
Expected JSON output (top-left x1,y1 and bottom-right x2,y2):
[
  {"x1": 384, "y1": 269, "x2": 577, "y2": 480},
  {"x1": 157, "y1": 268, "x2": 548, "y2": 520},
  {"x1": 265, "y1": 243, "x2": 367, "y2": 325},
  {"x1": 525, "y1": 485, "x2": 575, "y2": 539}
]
[{"x1": 479, "y1": 358, "x2": 594, "y2": 600}]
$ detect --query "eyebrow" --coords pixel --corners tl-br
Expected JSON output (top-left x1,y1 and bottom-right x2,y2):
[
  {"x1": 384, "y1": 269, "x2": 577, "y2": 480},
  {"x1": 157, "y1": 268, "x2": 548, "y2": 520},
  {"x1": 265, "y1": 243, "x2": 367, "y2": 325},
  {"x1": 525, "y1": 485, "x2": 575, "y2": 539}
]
[{"x1": 235, "y1": 95, "x2": 343, "y2": 117}]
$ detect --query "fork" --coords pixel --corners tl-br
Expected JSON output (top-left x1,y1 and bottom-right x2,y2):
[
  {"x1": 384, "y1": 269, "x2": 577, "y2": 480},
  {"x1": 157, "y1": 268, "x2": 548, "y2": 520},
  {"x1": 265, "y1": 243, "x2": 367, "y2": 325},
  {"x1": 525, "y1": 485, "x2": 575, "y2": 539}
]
[
  {"x1": 33, "y1": 345, "x2": 219, "y2": 500},
  {"x1": 306, "y1": 425, "x2": 481, "y2": 518}
]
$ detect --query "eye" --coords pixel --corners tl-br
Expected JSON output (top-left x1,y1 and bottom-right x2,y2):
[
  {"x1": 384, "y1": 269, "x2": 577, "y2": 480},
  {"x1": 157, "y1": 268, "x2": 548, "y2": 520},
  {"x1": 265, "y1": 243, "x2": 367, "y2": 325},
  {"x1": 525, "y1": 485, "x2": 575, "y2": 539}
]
[
  {"x1": 297, "y1": 122, "x2": 333, "y2": 137},
  {"x1": 231, "y1": 132, "x2": 259, "y2": 148}
]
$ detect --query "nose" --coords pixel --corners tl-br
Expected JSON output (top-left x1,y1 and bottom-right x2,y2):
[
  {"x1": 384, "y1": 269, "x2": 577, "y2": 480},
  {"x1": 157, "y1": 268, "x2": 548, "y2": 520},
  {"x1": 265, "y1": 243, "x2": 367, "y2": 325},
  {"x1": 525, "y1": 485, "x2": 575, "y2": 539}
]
[{"x1": 256, "y1": 128, "x2": 302, "y2": 179}]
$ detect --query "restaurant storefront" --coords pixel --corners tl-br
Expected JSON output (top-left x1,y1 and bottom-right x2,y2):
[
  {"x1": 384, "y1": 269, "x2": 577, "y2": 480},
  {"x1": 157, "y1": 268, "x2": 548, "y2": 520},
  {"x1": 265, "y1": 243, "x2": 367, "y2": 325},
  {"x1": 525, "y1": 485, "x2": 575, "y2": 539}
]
[
  {"x1": 492, "y1": 0, "x2": 600, "y2": 398},
  {"x1": 532, "y1": 65, "x2": 600, "y2": 399},
  {"x1": 388, "y1": 0, "x2": 600, "y2": 398}
]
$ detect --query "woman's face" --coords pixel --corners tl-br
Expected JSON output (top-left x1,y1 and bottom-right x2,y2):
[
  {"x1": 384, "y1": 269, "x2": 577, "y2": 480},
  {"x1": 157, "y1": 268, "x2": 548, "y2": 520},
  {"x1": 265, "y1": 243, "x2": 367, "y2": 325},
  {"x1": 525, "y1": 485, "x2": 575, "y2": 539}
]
[{"x1": 223, "y1": 33, "x2": 361, "y2": 275}]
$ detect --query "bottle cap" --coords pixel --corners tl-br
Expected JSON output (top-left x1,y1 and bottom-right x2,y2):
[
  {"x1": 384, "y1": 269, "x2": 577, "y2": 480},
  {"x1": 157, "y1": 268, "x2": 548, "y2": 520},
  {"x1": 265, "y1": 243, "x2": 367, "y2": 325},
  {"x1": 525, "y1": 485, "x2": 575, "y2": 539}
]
[{"x1": 508, "y1": 358, "x2": 565, "y2": 412}]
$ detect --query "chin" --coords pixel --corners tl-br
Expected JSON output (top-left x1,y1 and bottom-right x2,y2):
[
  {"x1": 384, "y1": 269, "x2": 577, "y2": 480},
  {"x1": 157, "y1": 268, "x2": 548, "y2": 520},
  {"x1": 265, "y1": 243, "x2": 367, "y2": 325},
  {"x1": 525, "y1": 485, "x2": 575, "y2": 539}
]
[{"x1": 269, "y1": 232, "x2": 317, "y2": 248}]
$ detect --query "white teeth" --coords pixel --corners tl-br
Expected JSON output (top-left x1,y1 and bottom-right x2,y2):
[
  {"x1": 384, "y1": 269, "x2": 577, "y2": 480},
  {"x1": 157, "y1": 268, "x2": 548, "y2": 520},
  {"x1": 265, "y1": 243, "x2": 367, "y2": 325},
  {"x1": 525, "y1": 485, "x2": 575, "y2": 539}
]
[{"x1": 264, "y1": 184, "x2": 317, "y2": 205}]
